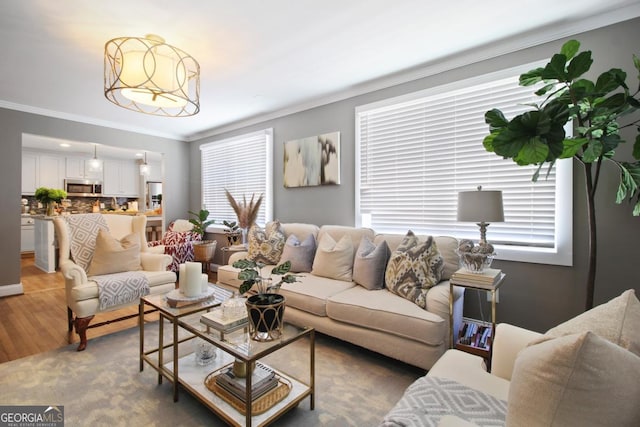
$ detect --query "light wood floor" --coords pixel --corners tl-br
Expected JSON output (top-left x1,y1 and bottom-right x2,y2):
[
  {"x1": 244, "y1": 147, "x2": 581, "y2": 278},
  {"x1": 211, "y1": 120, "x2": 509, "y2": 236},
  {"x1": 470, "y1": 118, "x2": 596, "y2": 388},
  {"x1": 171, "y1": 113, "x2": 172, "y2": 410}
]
[{"x1": 0, "y1": 255, "x2": 213, "y2": 363}]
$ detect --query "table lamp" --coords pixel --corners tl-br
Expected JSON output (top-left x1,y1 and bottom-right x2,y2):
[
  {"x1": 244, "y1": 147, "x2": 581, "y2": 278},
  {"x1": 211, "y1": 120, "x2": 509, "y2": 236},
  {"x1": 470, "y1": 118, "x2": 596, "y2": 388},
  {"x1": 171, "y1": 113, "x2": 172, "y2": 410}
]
[{"x1": 457, "y1": 186, "x2": 504, "y2": 246}]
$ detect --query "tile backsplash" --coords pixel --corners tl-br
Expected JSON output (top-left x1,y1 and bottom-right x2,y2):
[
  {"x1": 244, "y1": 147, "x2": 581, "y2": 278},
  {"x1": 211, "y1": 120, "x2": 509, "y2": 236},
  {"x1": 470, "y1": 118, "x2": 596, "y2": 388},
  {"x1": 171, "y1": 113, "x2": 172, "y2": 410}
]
[{"x1": 22, "y1": 196, "x2": 139, "y2": 215}]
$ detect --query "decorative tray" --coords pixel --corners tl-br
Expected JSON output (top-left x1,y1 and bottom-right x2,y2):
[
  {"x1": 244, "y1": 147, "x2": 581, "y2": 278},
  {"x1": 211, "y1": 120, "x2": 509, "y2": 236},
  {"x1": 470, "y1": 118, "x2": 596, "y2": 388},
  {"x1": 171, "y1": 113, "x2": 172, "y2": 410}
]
[
  {"x1": 165, "y1": 287, "x2": 216, "y2": 308},
  {"x1": 204, "y1": 364, "x2": 291, "y2": 415}
]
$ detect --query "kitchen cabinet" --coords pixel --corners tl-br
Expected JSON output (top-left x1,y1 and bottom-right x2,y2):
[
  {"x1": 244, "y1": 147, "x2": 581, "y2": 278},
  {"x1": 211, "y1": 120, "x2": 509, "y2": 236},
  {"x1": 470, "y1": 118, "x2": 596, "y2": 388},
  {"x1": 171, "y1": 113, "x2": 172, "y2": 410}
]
[
  {"x1": 21, "y1": 216, "x2": 35, "y2": 253},
  {"x1": 21, "y1": 151, "x2": 64, "y2": 195},
  {"x1": 103, "y1": 159, "x2": 139, "y2": 197},
  {"x1": 65, "y1": 157, "x2": 103, "y2": 180}
]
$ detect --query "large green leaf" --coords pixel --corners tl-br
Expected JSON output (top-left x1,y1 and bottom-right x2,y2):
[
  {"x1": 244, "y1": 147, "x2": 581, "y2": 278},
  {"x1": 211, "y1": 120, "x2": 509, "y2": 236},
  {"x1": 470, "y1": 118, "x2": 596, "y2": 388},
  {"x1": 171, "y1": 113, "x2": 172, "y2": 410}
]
[
  {"x1": 519, "y1": 67, "x2": 545, "y2": 86},
  {"x1": 534, "y1": 83, "x2": 557, "y2": 96},
  {"x1": 560, "y1": 39, "x2": 580, "y2": 60},
  {"x1": 485, "y1": 109, "x2": 509, "y2": 129},
  {"x1": 515, "y1": 137, "x2": 549, "y2": 165},
  {"x1": 582, "y1": 140, "x2": 603, "y2": 163},
  {"x1": 567, "y1": 51, "x2": 593, "y2": 81},
  {"x1": 542, "y1": 54, "x2": 569, "y2": 82},
  {"x1": 595, "y1": 69, "x2": 624, "y2": 93},
  {"x1": 271, "y1": 260, "x2": 292, "y2": 275},
  {"x1": 561, "y1": 138, "x2": 588, "y2": 158},
  {"x1": 633, "y1": 54, "x2": 640, "y2": 81},
  {"x1": 492, "y1": 130, "x2": 527, "y2": 158},
  {"x1": 238, "y1": 269, "x2": 259, "y2": 281},
  {"x1": 232, "y1": 259, "x2": 258, "y2": 270},
  {"x1": 616, "y1": 162, "x2": 640, "y2": 215},
  {"x1": 483, "y1": 133, "x2": 496, "y2": 152}
]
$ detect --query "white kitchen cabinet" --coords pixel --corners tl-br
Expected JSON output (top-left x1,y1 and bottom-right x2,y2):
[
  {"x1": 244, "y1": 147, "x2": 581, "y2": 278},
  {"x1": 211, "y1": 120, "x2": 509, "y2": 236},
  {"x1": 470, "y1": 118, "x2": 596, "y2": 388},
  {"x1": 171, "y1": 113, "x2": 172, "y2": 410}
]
[
  {"x1": 21, "y1": 151, "x2": 64, "y2": 194},
  {"x1": 103, "y1": 159, "x2": 139, "y2": 197},
  {"x1": 22, "y1": 152, "x2": 38, "y2": 194},
  {"x1": 65, "y1": 157, "x2": 103, "y2": 180}
]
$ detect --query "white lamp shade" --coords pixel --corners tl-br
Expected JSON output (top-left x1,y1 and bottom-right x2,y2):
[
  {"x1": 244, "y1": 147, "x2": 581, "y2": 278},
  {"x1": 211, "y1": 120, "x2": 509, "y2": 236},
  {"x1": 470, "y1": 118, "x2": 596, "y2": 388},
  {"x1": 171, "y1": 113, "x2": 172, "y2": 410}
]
[{"x1": 457, "y1": 189, "x2": 504, "y2": 223}]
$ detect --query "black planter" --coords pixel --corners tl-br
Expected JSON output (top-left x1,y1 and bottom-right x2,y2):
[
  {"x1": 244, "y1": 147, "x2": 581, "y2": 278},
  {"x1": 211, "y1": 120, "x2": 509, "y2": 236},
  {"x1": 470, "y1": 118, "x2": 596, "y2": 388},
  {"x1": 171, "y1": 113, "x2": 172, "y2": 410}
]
[{"x1": 245, "y1": 293, "x2": 285, "y2": 341}]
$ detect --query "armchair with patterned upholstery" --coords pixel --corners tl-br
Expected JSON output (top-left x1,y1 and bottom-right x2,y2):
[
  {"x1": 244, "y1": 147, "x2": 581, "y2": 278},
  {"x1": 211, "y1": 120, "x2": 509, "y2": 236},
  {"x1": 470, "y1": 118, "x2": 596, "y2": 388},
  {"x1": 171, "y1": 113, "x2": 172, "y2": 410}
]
[{"x1": 147, "y1": 219, "x2": 202, "y2": 272}]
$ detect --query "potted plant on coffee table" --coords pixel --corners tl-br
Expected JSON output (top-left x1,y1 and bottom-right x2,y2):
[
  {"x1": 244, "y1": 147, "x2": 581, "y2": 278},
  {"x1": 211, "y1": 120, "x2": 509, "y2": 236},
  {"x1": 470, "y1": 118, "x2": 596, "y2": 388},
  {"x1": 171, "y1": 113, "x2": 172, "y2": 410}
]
[
  {"x1": 188, "y1": 209, "x2": 217, "y2": 265},
  {"x1": 233, "y1": 259, "x2": 299, "y2": 341}
]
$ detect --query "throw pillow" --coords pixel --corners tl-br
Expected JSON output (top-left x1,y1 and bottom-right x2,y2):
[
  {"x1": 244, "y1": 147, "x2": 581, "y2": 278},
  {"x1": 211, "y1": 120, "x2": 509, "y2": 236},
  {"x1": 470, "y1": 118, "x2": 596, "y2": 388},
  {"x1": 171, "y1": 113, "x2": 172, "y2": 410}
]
[
  {"x1": 247, "y1": 221, "x2": 286, "y2": 264},
  {"x1": 87, "y1": 229, "x2": 142, "y2": 276},
  {"x1": 353, "y1": 236, "x2": 390, "y2": 290},
  {"x1": 529, "y1": 289, "x2": 640, "y2": 357},
  {"x1": 311, "y1": 233, "x2": 354, "y2": 281},
  {"x1": 506, "y1": 331, "x2": 640, "y2": 426},
  {"x1": 280, "y1": 234, "x2": 316, "y2": 272},
  {"x1": 385, "y1": 230, "x2": 444, "y2": 309}
]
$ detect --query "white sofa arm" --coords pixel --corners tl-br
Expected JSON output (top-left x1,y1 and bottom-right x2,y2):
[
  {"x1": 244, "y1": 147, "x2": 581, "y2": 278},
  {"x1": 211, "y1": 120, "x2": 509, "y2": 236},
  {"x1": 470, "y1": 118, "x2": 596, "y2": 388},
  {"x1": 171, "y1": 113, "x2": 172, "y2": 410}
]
[
  {"x1": 491, "y1": 323, "x2": 543, "y2": 381},
  {"x1": 140, "y1": 252, "x2": 172, "y2": 271},
  {"x1": 228, "y1": 251, "x2": 249, "y2": 265},
  {"x1": 58, "y1": 259, "x2": 88, "y2": 284}
]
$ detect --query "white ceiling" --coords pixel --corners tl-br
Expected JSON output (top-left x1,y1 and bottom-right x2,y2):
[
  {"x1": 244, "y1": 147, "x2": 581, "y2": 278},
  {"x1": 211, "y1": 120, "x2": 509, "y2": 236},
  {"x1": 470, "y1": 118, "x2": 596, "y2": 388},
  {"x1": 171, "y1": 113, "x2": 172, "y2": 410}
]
[{"x1": 2, "y1": 0, "x2": 640, "y2": 142}]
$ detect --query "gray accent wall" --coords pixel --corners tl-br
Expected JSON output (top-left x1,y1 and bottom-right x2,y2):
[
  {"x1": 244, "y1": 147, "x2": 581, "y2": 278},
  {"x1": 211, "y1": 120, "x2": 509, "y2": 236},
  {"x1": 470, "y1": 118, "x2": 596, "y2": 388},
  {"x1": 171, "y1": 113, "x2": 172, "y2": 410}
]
[
  {"x1": 190, "y1": 18, "x2": 640, "y2": 333},
  {"x1": 0, "y1": 109, "x2": 190, "y2": 293}
]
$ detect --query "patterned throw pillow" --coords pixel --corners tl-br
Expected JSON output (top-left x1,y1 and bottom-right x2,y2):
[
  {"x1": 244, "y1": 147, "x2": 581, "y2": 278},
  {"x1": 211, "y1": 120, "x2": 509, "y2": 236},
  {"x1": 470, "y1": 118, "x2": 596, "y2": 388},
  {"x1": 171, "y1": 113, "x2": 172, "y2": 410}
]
[
  {"x1": 248, "y1": 221, "x2": 286, "y2": 264},
  {"x1": 162, "y1": 230, "x2": 200, "y2": 246},
  {"x1": 385, "y1": 230, "x2": 444, "y2": 309},
  {"x1": 280, "y1": 234, "x2": 316, "y2": 272}
]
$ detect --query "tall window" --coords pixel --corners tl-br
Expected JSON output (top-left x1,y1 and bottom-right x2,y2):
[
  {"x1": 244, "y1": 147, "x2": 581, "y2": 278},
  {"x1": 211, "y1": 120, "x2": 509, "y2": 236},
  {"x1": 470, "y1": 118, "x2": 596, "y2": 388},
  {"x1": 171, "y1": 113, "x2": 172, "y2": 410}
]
[
  {"x1": 356, "y1": 65, "x2": 572, "y2": 266},
  {"x1": 200, "y1": 128, "x2": 273, "y2": 227}
]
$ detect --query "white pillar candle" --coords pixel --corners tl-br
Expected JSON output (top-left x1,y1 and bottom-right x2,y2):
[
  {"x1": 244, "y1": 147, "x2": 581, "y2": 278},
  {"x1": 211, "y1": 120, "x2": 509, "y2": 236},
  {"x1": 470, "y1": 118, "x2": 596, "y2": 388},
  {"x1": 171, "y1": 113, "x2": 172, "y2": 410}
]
[
  {"x1": 184, "y1": 262, "x2": 202, "y2": 297},
  {"x1": 201, "y1": 273, "x2": 209, "y2": 293},
  {"x1": 178, "y1": 263, "x2": 186, "y2": 294}
]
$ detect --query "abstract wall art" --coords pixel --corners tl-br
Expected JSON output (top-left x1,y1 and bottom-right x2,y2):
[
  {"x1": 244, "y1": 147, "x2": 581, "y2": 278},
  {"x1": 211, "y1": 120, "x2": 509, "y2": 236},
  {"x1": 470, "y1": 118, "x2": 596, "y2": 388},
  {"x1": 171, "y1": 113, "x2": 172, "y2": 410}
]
[{"x1": 283, "y1": 131, "x2": 340, "y2": 188}]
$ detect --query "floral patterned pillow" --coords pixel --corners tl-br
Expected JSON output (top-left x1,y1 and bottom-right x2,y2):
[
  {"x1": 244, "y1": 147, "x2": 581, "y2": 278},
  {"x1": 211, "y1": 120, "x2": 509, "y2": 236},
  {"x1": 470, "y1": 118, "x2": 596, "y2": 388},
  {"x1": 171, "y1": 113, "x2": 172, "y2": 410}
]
[
  {"x1": 248, "y1": 221, "x2": 286, "y2": 264},
  {"x1": 385, "y1": 230, "x2": 444, "y2": 309}
]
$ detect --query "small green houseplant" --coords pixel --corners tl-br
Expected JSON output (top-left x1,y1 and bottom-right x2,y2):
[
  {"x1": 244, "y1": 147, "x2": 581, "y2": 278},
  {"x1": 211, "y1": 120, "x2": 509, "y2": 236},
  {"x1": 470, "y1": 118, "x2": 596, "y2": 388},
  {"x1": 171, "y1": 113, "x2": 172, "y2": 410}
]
[
  {"x1": 222, "y1": 220, "x2": 241, "y2": 245},
  {"x1": 188, "y1": 209, "x2": 217, "y2": 263},
  {"x1": 483, "y1": 39, "x2": 640, "y2": 309},
  {"x1": 232, "y1": 259, "x2": 299, "y2": 341}
]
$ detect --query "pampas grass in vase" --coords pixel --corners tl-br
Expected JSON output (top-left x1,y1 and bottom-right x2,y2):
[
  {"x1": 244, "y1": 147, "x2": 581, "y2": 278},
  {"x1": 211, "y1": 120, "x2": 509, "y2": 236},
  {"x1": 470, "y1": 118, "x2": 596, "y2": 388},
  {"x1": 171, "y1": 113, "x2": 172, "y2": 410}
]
[{"x1": 225, "y1": 189, "x2": 263, "y2": 245}]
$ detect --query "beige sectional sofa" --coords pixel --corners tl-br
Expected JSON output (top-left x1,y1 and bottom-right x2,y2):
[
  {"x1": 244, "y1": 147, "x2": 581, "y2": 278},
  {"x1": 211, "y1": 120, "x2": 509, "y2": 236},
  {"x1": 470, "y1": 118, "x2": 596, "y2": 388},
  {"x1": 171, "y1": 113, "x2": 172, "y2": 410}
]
[{"x1": 216, "y1": 223, "x2": 464, "y2": 370}]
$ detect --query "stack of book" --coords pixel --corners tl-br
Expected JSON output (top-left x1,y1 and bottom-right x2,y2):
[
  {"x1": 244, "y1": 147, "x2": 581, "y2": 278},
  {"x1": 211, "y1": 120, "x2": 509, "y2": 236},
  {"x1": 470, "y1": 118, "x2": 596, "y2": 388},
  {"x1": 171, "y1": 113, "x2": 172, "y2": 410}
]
[
  {"x1": 215, "y1": 362, "x2": 279, "y2": 403},
  {"x1": 450, "y1": 268, "x2": 503, "y2": 289},
  {"x1": 458, "y1": 321, "x2": 492, "y2": 350},
  {"x1": 201, "y1": 307, "x2": 248, "y2": 332}
]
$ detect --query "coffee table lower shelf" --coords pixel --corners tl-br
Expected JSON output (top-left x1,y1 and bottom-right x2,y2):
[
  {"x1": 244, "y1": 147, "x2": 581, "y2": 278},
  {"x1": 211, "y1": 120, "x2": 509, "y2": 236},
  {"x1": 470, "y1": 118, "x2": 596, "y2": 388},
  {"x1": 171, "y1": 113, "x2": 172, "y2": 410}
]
[{"x1": 163, "y1": 352, "x2": 311, "y2": 427}]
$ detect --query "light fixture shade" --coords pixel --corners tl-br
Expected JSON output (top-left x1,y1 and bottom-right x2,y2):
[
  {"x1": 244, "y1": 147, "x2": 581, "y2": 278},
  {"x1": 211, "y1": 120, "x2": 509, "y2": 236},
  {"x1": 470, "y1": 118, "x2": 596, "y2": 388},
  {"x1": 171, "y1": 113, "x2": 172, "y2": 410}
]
[
  {"x1": 104, "y1": 34, "x2": 200, "y2": 117},
  {"x1": 457, "y1": 187, "x2": 504, "y2": 223},
  {"x1": 139, "y1": 152, "x2": 151, "y2": 176},
  {"x1": 87, "y1": 144, "x2": 103, "y2": 173}
]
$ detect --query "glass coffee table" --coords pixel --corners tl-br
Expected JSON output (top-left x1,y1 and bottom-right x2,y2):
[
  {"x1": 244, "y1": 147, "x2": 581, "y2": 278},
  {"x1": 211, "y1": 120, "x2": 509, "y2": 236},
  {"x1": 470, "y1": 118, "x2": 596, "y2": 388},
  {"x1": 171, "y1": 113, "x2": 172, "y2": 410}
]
[
  {"x1": 140, "y1": 285, "x2": 315, "y2": 427},
  {"x1": 139, "y1": 284, "x2": 233, "y2": 401}
]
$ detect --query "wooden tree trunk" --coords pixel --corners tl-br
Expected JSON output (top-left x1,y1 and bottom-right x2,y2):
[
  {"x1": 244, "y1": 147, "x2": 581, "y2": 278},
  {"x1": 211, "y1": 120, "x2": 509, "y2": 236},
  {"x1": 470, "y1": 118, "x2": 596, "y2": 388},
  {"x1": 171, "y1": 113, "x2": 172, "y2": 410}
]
[{"x1": 584, "y1": 163, "x2": 597, "y2": 310}]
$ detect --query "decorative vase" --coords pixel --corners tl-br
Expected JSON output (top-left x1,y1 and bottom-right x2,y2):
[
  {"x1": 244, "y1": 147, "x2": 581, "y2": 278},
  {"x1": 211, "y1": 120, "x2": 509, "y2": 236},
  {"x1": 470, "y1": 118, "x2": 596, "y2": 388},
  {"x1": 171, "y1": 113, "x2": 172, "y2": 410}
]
[
  {"x1": 193, "y1": 336, "x2": 216, "y2": 366},
  {"x1": 245, "y1": 293, "x2": 285, "y2": 342},
  {"x1": 241, "y1": 227, "x2": 248, "y2": 246},
  {"x1": 46, "y1": 202, "x2": 56, "y2": 216}
]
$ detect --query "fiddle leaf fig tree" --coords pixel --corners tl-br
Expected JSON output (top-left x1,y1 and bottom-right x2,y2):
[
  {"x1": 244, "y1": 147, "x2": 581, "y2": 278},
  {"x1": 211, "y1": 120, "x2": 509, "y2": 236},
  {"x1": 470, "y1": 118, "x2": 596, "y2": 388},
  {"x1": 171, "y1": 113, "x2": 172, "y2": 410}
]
[{"x1": 483, "y1": 39, "x2": 640, "y2": 310}]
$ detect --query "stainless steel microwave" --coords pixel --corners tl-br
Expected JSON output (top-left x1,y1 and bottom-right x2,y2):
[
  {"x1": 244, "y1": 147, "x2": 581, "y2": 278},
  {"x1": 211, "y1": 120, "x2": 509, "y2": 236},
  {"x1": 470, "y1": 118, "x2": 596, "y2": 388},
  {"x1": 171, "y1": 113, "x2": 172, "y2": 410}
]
[{"x1": 64, "y1": 179, "x2": 103, "y2": 197}]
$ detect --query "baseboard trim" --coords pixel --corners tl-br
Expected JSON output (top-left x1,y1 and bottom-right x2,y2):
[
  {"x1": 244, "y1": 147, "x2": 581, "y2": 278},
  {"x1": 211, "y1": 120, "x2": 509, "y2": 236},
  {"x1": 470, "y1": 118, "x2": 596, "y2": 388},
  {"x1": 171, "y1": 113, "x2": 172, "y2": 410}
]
[{"x1": 0, "y1": 283, "x2": 24, "y2": 297}]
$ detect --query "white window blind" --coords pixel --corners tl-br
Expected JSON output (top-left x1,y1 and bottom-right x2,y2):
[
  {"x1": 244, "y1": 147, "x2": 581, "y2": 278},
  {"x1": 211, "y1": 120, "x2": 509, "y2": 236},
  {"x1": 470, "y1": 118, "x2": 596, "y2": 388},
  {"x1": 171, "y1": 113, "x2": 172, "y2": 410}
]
[
  {"x1": 200, "y1": 128, "x2": 273, "y2": 227},
  {"x1": 356, "y1": 67, "x2": 572, "y2": 266}
]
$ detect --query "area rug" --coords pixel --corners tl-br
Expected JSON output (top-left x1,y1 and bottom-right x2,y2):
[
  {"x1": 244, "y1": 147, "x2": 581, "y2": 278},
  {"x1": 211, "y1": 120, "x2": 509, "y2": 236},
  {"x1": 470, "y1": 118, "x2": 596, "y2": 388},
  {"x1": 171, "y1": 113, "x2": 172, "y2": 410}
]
[{"x1": 0, "y1": 321, "x2": 423, "y2": 426}]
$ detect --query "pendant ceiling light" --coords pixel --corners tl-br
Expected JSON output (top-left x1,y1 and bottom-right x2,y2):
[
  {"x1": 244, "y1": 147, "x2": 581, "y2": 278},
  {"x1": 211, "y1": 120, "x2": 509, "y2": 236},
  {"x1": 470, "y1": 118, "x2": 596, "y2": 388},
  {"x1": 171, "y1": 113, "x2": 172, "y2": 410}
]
[
  {"x1": 139, "y1": 152, "x2": 150, "y2": 176},
  {"x1": 88, "y1": 144, "x2": 103, "y2": 172},
  {"x1": 104, "y1": 34, "x2": 200, "y2": 117}
]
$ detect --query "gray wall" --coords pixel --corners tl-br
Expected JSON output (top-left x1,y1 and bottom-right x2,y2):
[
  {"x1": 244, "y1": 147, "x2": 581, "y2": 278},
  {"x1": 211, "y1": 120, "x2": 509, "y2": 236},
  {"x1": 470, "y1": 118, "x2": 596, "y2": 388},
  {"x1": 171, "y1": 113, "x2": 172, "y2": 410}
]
[
  {"x1": 190, "y1": 18, "x2": 640, "y2": 332},
  {"x1": 0, "y1": 109, "x2": 190, "y2": 291}
]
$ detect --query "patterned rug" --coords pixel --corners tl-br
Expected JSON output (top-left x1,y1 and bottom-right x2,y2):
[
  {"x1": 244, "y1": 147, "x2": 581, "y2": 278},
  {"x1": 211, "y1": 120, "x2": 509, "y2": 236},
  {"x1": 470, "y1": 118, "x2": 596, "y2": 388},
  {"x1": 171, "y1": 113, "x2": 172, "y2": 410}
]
[{"x1": 0, "y1": 321, "x2": 423, "y2": 426}]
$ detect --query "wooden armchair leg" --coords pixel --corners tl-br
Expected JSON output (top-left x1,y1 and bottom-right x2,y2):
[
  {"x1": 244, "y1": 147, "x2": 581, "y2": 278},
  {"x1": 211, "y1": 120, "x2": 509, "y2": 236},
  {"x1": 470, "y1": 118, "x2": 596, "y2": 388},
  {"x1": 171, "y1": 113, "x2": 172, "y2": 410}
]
[
  {"x1": 74, "y1": 315, "x2": 95, "y2": 352},
  {"x1": 67, "y1": 307, "x2": 73, "y2": 332}
]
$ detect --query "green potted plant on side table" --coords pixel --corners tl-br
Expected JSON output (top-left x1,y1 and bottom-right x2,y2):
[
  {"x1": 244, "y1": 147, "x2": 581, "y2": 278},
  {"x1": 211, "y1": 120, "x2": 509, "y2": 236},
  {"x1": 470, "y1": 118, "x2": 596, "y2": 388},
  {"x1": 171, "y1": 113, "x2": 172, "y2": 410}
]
[
  {"x1": 233, "y1": 259, "x2": 299, "y2": 342},
  {"x1": 188, "y1": 209, "x2": 218, "y2": 267}
]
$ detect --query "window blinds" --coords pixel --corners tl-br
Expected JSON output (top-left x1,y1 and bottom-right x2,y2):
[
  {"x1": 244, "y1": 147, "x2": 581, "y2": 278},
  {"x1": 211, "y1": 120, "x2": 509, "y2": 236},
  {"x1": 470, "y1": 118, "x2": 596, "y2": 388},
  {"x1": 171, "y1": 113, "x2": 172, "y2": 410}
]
[
  {"x1": 357, "y1": 75, "x2": 564, "y2": 248},
  {"x1": 200, "y1": 129, "x2": 272, "y2": 227}
]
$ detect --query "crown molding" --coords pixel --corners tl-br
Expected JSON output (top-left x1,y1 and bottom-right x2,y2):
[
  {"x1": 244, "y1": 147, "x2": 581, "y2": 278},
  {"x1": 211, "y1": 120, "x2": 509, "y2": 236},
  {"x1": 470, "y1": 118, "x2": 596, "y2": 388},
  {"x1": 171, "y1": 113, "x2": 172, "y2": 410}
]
[{"x1": 0, "y1": 100, "x2": 185, "y2": 141}]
